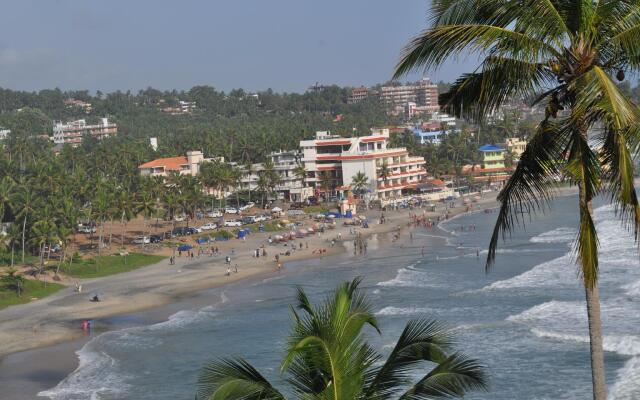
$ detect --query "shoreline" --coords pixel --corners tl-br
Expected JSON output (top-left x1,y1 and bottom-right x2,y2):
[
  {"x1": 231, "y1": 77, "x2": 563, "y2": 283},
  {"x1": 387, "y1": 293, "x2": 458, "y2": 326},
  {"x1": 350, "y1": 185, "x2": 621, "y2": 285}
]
[{"x1": 0, "y1": 195, "x2": 499, "y2": 360}]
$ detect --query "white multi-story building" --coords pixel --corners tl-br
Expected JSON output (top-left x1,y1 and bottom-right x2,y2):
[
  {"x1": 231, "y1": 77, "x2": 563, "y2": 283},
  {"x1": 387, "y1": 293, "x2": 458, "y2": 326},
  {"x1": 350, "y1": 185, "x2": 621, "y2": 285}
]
[
  {"x1": 52, "y1": 118, "x2": 117, "y2": 146},
  {"x1": 239, "y1": 151, "x2": 312, "y2": 202},
  {"x1": 0, "y1": 127, "x2": 10, "y2": 140},
  {"x1": 379, "y1": 78, "x2": 439, "y2": 111},
  {"x1": 300, "y1": 129, "x2": 428, "y2": 203}
]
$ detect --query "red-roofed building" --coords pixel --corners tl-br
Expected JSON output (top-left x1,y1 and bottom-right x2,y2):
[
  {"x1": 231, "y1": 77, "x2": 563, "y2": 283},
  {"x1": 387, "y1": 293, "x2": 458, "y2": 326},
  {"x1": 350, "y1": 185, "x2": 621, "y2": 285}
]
[{"x1": 138, "y1": 151, "x2": 222, "y2": 177}]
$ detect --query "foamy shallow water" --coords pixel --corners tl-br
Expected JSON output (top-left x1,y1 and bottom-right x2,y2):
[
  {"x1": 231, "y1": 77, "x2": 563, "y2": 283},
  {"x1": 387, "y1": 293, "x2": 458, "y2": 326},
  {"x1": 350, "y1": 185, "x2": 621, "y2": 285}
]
[{"x1": 40, "y1": 197, "x2": 640, "y2": 399}]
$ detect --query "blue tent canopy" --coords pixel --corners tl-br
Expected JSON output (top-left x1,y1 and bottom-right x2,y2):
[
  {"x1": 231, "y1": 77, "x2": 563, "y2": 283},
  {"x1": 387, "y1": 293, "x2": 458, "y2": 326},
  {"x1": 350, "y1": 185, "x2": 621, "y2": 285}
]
[{"x1": 178, "y1": 244, "x2": 193, "y2": 251}]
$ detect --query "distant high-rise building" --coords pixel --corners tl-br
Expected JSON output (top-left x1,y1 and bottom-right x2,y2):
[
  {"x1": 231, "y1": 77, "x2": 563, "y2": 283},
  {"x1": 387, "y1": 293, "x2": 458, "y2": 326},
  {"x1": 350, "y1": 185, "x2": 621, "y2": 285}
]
[
  {"x1": 347, "y1": 86, "x2": 369, "y2": 104},
  {"x1": 379, "y1": 78, "x2": 439, "y2": 112},
  {"x1": 52, "y1": 118, "x2": 117, "y2": 146}
]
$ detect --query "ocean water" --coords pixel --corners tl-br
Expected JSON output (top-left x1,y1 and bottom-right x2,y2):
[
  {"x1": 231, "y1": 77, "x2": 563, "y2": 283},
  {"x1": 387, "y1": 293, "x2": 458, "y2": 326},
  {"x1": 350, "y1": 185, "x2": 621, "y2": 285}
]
[{"x1": 40, "y1": 196, "x2": 640, "y2": 399}]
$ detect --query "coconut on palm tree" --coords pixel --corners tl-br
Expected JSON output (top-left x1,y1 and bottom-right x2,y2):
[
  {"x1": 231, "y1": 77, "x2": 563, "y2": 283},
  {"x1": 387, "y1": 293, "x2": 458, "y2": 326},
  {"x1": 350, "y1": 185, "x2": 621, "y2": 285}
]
[
  {"x1": 196, "y1": 278, "x2": 488, "y2": 399},
  {"x1": 394, "y1": 2, "x2": 640, "y2": 398}
]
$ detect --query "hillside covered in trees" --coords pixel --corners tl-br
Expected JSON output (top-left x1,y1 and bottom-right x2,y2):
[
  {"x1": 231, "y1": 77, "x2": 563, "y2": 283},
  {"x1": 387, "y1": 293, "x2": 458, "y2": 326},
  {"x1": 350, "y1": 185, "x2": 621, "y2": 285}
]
[{"x1": 0, "y1": 85, "x2": 399, "y2": 163}]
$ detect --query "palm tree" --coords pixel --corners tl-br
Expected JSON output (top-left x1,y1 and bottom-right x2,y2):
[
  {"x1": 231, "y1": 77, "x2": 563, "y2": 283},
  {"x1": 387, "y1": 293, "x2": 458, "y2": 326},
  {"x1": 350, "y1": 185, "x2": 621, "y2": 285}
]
[
  {"x1": 393, "y1": 3, "x2": 640, "y2": 398},
  {"x1": 319, "y1": 171, "x2": 332, "y2": 203},
  {"x1": 351, "y1": 171, "x2": 369, "y2": 200},
  {"x1": 12, "y1": 187, "x2": 36, "y2": 263},
  {"x1": 92, "y1": 187, "x2": 111, "y2": 255},
  {"x1": 116, "y1": 190, "x2": 135, "y2": 248},
  {"x1": 196, "y1": 278, "x2": 488, "y2": 399},
  {"x1": 244, "y1": 161, "x2": 256, "y2": 202},
  {"x1": 379, "y1": 161, "x2": 390, "y2": 186},
  {"x1": 293, "y1": 164, "x2": 307, "y2": 188},
  {"x1": 0, "y1": 176, "x2": 15, "y2": 223},
  {"x1": 136, "y1": 191, "x2": 157, "y2": 249}
]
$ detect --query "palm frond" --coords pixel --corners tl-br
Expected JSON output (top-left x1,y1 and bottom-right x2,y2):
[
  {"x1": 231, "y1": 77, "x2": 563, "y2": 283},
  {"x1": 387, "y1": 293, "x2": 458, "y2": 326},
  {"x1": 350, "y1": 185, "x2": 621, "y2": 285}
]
[
  {"x1": 439, "y1": 56, "x2": 552, "y2": 122},
  {"x1": 364, "y1": 319, "x2": 454, "y2": 399},
  {"x1": 487, "y1": 119, "x2": 571, "y2": 269},
  {"x1": 600, "y1": 125, "x2": 640, "y2": 241},
  {"x1": 393, "y1": 24, "x2": 557, "y2": 79},
  {"x1": 573, "y1": 66, "x2": 639, "y2": 129},
  {"x1": 430, "y1": 0, "x2": 515, "y2": 26},
  {"x1": 196, "y1": 358, "x2": 285, "y2": 400},
  {"x1": 398, "y1": 353, "x2": 489, "y2": 400},
  {"x1": 564, "y1": 125, "x2": 602, "y2": 289}
]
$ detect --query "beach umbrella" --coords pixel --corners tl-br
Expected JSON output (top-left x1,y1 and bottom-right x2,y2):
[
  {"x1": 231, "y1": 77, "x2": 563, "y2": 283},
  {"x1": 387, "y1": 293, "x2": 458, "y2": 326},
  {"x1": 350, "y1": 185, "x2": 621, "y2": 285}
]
[{"x1": 178, "y1": 244, "x2": 193, "y2": 252}]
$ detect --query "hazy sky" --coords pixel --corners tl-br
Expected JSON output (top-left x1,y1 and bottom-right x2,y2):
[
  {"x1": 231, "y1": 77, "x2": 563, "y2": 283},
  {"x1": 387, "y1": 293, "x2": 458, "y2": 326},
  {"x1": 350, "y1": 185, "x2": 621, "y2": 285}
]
[{"x1": 0, "y1": 0, "x2": 476, "y2": 93}]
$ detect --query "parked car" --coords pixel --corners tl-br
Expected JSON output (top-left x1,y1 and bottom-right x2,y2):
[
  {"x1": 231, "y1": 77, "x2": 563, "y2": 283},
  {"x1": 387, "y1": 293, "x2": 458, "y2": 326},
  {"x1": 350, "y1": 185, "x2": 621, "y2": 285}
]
[
  {"x1": 241, "y1": 216, "x2": 257, "y2": 225},
  {"x1": 224, "y1": 219, "x2": 243, "y2": 227},
  {"x1": 77, "y1": 225, "x2": 96, "y2": 234},
  {"x1": 207, "y1": 210, "x2": 223, "y2": 218},
  {"x1": 132, "y1": 236, "x2": 151, "y2": 244},
  {"x1": 184, "y1": 227, "x2": 199, "y2": 235},
  {"x1": 171, "y1": 227, "x2": 187, "y2": 236},
  {"x1": 199, "y1": 222, "x2": 217, "y2": 231},
  {"x1": 149, "y1": 235, "x2": 163, "y2": 243},
  {"x1": 44, "y1": 244, "x2": 62, "y2": 253},
  {"x1": 254, "y1": 215, "x2": 267, "y2": 222},
  {"x1": 174, "y1": 214, "x2": 186, "y2": 222},
  {"x1": 289, "y1": 202, "x2": 305, "y2": 210},
  {"x1": 224, "y1": 207, "x2": 238, "y2": 214}
]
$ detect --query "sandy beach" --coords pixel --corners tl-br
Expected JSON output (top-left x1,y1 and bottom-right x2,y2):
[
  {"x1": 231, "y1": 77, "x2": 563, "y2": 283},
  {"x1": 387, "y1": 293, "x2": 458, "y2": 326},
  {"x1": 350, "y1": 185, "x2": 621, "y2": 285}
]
[{"x1": 0, "y1": 192, "x2": 502, "y2": 362}]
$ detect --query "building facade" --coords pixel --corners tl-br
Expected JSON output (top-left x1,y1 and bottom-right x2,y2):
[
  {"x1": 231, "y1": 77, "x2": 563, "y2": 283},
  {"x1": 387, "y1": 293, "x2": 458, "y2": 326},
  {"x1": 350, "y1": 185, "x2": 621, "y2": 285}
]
[
  {"x1": 138, "y1": 151, "x2": 217, "y2": 177},
  {"x1": 300, "y1": 129, "x2": 427, "y2": 203},
  {"x1": 379, "y1": 78, "x2": 439, "y2": 111},
  {"x1": 347, "y1": 86, "x2": 369, "y2": 104},
  {"x1": 52, "y1": 118, "x2": 117, "y2": 146},
  {"x1": 462, "y1": 144, "x2": 511, "y2": 185},
  {"x1": 505, "y1": 137, "x2": 527, "y2": 161}
]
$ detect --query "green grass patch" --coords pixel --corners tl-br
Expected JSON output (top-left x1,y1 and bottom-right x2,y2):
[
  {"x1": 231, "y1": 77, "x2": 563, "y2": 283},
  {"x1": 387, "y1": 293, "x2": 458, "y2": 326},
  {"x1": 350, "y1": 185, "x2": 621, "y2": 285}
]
[
  {"x1": 63, "y1": 252, "x2": 166, "y2": 279},
  {"x1": 0, "y1": 279, "x2": 65, "y2": 310},
  {"x1": 0, "y1": 251, "x2": 39, "y2": 267}
]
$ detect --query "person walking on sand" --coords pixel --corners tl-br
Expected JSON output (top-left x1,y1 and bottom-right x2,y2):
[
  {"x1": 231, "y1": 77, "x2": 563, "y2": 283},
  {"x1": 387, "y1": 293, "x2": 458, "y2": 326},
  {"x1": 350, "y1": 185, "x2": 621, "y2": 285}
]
[
  {"x1": 234, "y1": 264, "x2": 238, "y2": 273},
  {"x1": 226, "y1": 267, "x2": 231, "y2": 276}
]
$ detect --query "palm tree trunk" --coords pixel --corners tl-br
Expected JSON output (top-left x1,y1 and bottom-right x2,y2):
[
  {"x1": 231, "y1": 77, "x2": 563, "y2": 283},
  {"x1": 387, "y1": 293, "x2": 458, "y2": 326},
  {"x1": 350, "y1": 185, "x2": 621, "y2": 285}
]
[
  {"x1": 583, "y1": 189, "x2": 607, "y2": 400},
  {"x1": 21, "y1": 216, "x2": 26, "y2": 263},
  {"x1": 585, "y1": 283, "x2": 606, "y2": 400}
]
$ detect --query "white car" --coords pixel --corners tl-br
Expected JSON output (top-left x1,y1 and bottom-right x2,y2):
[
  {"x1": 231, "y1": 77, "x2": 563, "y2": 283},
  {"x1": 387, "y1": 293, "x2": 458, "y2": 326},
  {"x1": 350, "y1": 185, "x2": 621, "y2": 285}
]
[
  {"x1": 207, "y1": 210, "x2": 223, "y2": 218},
  {"x1": 78, "y1": 225, "x2": 96, "y2": 234},
  {"x1": 174, "y1": 214, "x2": 186, "y2": 222},
  {"x1": 225, "y1": 207, "x2": 239, "y2": 214},
  {"x1": 224, "y1": 220, "x2": 243, "y2": 227},
  {"x1": 132, "y1": 236, "x2": 151, "y2": 244},
  {"x1": 254, "y1": 215, "x2": 267, "y2": 222},
  {"x1": 199, "y1": 222, "x2": 217, "y2": 231}
]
